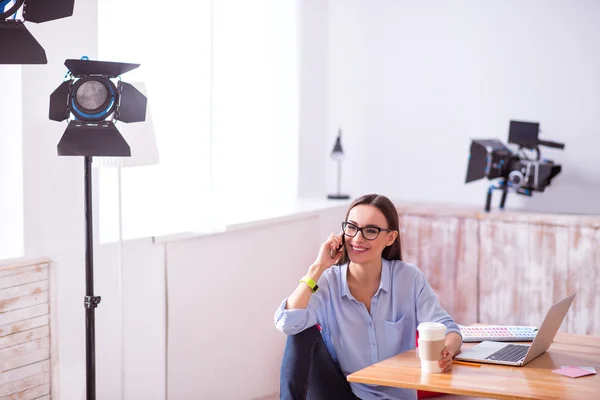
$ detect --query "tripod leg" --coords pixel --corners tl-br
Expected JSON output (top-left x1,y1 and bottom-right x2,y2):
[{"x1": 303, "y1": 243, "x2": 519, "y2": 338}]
[
  {"x1": 500, "y1": 188, "x2": 508, "y2": 209},
  {"x1": 499, "y1": 179, "x2": 508, "y2": 210},
  {"x1": 485, "y1": 187, "x2": 493, "y2": 212}
]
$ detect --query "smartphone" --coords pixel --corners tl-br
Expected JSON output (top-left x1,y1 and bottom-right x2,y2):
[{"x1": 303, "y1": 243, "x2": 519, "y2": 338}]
[{"x1": 329, "y1": 234, "x2": 345, "y2": 259}]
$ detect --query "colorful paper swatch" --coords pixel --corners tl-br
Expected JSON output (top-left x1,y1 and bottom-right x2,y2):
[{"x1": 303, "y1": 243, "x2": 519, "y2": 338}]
[{"x1": 552, "y1": 366, "x2": 597, "y2": 379}]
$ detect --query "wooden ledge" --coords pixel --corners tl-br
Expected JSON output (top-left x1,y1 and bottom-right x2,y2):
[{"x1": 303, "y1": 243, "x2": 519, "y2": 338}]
[
  {"x1": 0, "y1": 257, "x2": 53, "y2": 272},
  {"x1": 393, "y1": 202, "x2": 600, "y2": 228}
]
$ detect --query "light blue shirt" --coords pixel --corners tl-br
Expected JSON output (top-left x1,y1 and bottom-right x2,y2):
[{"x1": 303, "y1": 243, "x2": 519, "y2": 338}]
[{"x1": 274, "y1": 259, "x2": 461, "y2": 400}]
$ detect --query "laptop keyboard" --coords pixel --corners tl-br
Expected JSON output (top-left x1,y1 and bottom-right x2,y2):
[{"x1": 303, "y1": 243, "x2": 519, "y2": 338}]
[
  {"x1": 459, "y1": 325, "x2": 538, "y2": 342},
  {"x1": 485, "y1": 344, "x2": 529, "y2": 362}
]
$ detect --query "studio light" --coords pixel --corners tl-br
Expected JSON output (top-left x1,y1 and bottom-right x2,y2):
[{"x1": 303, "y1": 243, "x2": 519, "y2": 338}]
[
  {"x1": 49, "y1": 58, "x2": 147, "y2": 400},
  {"x1": 50, "y1": 58, "x2": 147, "y2": 157},
  {"x1": 0, "y1": 0, "x2": 75, "y2": 64},
  {"x1": 465, "y1": 120, "x2": 565, "y2": 212}
]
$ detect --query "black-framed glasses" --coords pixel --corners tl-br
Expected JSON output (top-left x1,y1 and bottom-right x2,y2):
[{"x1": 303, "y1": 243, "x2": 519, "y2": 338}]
[{"x1": 342, "y1": 221, "x2": 393, "y2": 240}]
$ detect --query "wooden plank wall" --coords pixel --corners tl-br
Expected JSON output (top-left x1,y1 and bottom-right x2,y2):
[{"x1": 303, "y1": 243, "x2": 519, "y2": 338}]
[
  {"x1": 400, "y1": 213, "x2": 479, "y2": 326},
  {"x1": 397, "y1": 205, "x2": 600, "y2": 336},
  {"x1": 478, "y1": 215, "x2": 600, "y2": 335},
  {"x1": 0, "y1": 258, "x2": 52, "y2": 400}
]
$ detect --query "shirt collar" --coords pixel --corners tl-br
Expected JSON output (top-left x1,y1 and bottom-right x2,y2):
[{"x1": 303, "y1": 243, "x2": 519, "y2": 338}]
[
  {"x1": 380, "y1": 258, "x2": 391, "y2": 293},
  {"x1": 341, "y1": 263, "x2": 350, "y2": 298},
  {"x1": 341, "y1": 258, "x2": 390, "y2": 298}
]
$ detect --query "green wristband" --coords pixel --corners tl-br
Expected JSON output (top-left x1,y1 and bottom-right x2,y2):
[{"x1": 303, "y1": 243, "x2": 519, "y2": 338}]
[{"x1": 300, "y1": 276, "x2": 319, "y2": 293}]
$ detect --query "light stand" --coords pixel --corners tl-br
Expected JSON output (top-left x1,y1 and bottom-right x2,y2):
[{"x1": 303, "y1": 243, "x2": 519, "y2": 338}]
[
  {"x1": 49, "y1": 58, "x2": 147, "y2": 400},
  {"x1": 83, "y1": 155, "x2": 100, "y2": 398},
  {"x1": 327, "y1": 128, "x2": 350, "y2": 200}
]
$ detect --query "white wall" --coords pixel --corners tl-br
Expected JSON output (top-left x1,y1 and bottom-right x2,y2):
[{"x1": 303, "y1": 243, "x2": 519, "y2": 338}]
[
  {"x1": 95, "y1": 238, "x2": 166, "y2": 400},
  {"x1": 0, "y1": 65, "x2": 23, "y2": 260},
  {"x1": 165, "y1": 206, "x2": 346, "y2": 400},
  {"x1": 297, "y1": 0, "x2": 329, "y2": 199},
  {"x1": 318, "y1": 0, "x2": 600, "y2": 214}
]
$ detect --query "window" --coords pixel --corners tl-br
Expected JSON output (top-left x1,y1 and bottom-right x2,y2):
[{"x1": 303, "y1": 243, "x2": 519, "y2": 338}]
[
  {"x1": 0, "y1": 66, "x2": 24, "y2": 259},
  {"x1": 98, "y1": 0, "x2": 299, "y2": 242},
  {"x1": 98, "y1": 0, "x2": 212, "y2": 242},
  {"x1": 211, "y1": 1, "x2": 299, "y2": 224}
]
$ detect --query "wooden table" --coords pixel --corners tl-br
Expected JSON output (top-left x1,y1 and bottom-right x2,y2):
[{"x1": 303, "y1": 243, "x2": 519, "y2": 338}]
[{"x1": 347, "y1": 332, "x2": 600, "y2": 399}]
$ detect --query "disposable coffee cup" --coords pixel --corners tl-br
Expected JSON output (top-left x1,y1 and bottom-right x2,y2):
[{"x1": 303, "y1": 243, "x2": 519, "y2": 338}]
[{"x1": 417, "y1": 322, "x2": 446, "y2": 373}]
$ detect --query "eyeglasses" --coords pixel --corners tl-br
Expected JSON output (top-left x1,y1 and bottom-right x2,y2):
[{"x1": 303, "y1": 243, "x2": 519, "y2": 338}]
[{"x1": 342, "y1": 221, "x2": 393, "y2": 241}]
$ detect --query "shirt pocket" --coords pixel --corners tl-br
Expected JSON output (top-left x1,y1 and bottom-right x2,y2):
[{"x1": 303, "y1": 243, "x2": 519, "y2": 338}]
[{"x1": 382, "y1": 312, "x2": 414, "y2": 359}]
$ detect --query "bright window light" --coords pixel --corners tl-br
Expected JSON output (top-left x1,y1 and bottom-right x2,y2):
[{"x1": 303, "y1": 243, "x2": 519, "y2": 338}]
[{"x1": 97, "y1": 0, "x2": 299, "y2": 242}]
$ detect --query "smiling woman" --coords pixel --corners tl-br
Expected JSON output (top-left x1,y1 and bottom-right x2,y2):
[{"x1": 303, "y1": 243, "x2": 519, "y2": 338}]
[
  {"x1": 274, "y1": 193, "x2": 463, "y2": 400},
  {"x1": 335, "y1": 195, "x2": 403, "y2": 266}
]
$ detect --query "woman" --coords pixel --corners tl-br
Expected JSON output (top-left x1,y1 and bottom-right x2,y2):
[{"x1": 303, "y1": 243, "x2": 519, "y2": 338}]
[{"x1": 274, "y1": 194, "x2": 462, "y2": 400}]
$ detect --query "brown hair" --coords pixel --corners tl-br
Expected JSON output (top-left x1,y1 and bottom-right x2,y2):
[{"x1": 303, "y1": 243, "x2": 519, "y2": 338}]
[{"x1": 335, "y1": 194, "x2": 402, "y2": 265}]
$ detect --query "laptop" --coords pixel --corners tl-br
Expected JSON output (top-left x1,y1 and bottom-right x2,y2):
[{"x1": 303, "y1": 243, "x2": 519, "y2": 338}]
[{"x1": 455, "y1": 293, "x2": 576, "y2": 367}]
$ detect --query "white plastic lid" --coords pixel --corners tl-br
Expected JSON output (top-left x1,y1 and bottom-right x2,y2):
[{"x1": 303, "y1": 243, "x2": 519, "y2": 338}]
[
  {"x1": 417, "y1": 322, "x2": 446, "y2": 341},
  {"x1": 417, "y1": 322, "x2": 446, "y2": 332}
]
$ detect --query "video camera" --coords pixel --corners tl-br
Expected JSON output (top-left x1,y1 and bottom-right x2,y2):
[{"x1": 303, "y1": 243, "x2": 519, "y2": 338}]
[{"x1": 465, "y1": 120, "x2": 564, "y2": 212}]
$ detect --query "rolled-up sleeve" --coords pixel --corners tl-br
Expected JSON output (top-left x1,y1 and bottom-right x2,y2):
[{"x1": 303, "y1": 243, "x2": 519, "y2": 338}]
[
  {"x1": 274, "y1": 298, "x2": 318, "y2": 335},
  {"x1": 274, "y1": 274, "x2": 331, "y2": 336},
  {"x1": 414, "y1": 271, "x2": 462, "y2": 338}
]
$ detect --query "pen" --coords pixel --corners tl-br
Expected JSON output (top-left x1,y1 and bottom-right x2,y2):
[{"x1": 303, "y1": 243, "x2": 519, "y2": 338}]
[{"x1": 452, "y1": 360, "x2": 481, "y2": 368}]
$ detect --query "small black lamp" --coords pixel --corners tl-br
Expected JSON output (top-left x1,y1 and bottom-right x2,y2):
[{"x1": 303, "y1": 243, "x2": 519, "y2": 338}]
[{"x1": 327, "y1": 128, "x2": 350, "y2": 200}]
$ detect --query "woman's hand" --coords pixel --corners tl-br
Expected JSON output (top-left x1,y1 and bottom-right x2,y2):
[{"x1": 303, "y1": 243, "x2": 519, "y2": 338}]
[
  {"x1": 312, "y1": 232, "x2": 344, "y2": 271},
  {"x1": 287, "y1": 232, "x2": 346, "y2": 311},
  {"x1": 439, "y1": 332, "x2": 463, "y2": 372}
]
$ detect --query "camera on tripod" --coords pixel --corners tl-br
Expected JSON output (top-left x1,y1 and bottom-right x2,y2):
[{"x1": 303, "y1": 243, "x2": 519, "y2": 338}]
[{"x1": 465, "y1": 120, "x2": 565, "y2": 212}]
